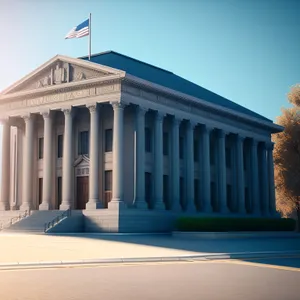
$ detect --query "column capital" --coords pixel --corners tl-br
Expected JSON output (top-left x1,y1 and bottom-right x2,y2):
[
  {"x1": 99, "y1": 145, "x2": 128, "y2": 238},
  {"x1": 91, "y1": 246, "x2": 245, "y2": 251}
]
[
  {"x1": 40, "y1": 110, "x2": 52, "y2": 119},
  {"x1": 155, "y1": 111, "x2": 165, "y2": 122},
  {"x1": 265, "y1": 142, "x2": 274, "y2": 151},
  {"x1": 173, "y1": 116, "x2": 182, "y2": 127},
  {"x1": 61, "y1": 107, "x2": 73, "y2": 116},
  {"x1": 188, "y1": 120, "x2": 198, "y2": 129},
  {"x1": 136, "y1": 106, "x2": 148, "y2": 116},
  {"x1": 21, "y1": 113, "x2": 33, "y2": 121},
  {"x1": 236, "y1": 134, "x2": 245, "y2": 142},
  {"x1": 0, "y1": 117, "x2": 10, "y2": 126},
  {"x1": 87, "y1": 103, "x2": 98, "y2": 113},
  {"x1": 251, "y1": 138, "x2": 259, "y2": 148},
  {"x1": 110, "y1": 101, "x2": 126, "y2": 110},
  {"x1": 216, "y1": 129, "x2": 226, "y2": 139}
]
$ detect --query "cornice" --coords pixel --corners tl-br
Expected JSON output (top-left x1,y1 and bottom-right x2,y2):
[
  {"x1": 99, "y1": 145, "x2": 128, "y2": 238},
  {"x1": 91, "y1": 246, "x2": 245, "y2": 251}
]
[{"x1": 124, "y1": 74, "x2": 283, "y2": 134}]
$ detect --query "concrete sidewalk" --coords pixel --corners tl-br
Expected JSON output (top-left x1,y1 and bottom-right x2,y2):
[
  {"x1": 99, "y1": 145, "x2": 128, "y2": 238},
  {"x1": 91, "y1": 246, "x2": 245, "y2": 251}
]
[{"x1": 0, "y1": 233, "x2": 300, "y2": 268}]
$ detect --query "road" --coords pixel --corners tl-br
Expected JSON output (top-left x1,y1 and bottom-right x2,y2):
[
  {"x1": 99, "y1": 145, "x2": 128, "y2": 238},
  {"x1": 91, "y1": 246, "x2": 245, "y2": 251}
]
[{"x1": 0, "y1": 258, "x2": 299, "y2": 300}]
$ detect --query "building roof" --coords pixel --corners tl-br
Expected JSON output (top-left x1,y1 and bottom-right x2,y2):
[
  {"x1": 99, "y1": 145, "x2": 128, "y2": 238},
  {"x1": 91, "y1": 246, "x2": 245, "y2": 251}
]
[{"x1": 80, "y1": 51, "x2": 271, "y2": 122}]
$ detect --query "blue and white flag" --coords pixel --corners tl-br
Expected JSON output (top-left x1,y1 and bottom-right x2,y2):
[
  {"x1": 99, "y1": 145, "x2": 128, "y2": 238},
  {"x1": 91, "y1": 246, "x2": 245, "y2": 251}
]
[{"x1": 65, "y1": 19, "x2": 89, "y2": 39}]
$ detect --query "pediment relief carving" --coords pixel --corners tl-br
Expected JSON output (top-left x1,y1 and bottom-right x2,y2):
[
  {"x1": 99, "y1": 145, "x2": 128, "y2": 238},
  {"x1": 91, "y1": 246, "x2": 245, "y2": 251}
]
[
  {"x1": 74, "y1": 154, "x2": 90, "y2": 167},
  {"x1": 9, "y1": 61, "x2": 112, "y2": 94}
]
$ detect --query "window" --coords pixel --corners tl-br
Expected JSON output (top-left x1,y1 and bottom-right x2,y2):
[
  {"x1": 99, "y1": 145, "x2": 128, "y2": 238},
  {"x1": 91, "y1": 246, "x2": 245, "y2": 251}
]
[
  {"x1": 226, "y1": 148, "x2": 231, "y2": 168},
  {"x1": 57, "y1": 135, "x2": 63, "y2": 158},
  {"x1": 145, "y1": 128, "x2": 152, "y2": 153},
  {"x1": 163, "y1": 132, "x2": 169, "y2": 156},
  {"x1": 57, "y1": 177, "x2": 62, "y2": 207},
  {"x1": 78, "y1": 131, "x2": 89, "y2": 155},
  {"x1": 145, "y1": 172, "x2": 152, "y2": 206},
  {"x1": 38, "y1": 137, "x2": 44, "y2": 159},
  {"x1": 105, "y1": 171, "x2": 112, "y2": 191},
  {"x1": 105, "y1": 129, "x2": 113, "y2": 152},
  {"x1": 38, "y1": 178, "x2": 43, "y2": 205},
  {"x1": 194, "y1": 140, "x2": 199, "y2": 162},
  {"x1": 179, "y1": 137, "x2": 184, "y2": 159},
  {"x1": 163, "y1": 175, "x2": 169, "y2": 207}
]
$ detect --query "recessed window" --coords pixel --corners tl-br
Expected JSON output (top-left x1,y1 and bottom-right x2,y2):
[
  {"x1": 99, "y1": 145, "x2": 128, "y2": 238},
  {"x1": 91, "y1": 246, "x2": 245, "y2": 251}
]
[
  {"x1": 57, "y1": 135, "x2": 63, "y2": 158},
  {"x1": 78, "y1": 131, "x2": 89, "y2": 155},
  {"x1": 105, "y1": 170, "x2": 112, "y2": 191},
  {"x1": 145, "y1": 128, "x2": 152, "y2": 153},
  {"x1": 38, "y1": 137, "x2": 44, "y2": 159},
  {"x1": 105, "y1": 129, "x2": 113, "y2": 152},
  {"x1": 38, "y1": 178, "x2": 43, "y2": 205},
  {"x1": 179, "y1": 137, "x2": 184, "y2": 159},
  {"x1": 57, "y1": 177, "x2": 62, "y2": 207},
  {"x1": 163, "y1": 132, "x2": 169, "y2": 156}
]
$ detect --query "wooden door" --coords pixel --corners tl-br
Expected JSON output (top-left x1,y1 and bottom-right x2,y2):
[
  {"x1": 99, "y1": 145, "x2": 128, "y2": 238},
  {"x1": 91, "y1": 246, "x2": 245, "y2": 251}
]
[{"x1": 76, "y1": 176, "x2": 89, "y2": 209}]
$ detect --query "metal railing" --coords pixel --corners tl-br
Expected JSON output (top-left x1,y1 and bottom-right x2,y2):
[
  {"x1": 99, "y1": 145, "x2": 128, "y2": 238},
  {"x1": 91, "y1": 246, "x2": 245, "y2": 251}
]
[
  {"x1": 44, "y1": 209, "x2": 71, "y2": 233},
  {"x1": 0, "y1": 210, "x2": 31, "y2": 231}
]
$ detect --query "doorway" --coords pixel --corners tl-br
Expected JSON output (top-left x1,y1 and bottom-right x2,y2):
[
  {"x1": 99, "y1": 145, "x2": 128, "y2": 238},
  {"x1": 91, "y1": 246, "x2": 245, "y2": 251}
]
[{"x1": 76, "y1": 176, "x2": 89, "y2": 209}]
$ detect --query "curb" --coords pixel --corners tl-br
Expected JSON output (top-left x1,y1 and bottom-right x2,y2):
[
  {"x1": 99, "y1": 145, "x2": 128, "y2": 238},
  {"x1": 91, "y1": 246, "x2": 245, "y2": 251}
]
[
  {"x1": 1, "y1": 250, "x2": 300, "y2": 270},
  {"x1": 172, "y1": 232, "x2": 300, "y2": 239}
]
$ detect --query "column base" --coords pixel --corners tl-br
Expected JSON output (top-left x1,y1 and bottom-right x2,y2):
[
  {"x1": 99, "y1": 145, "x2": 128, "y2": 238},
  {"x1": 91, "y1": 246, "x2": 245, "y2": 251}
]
[
  {"x1": 39, "y1": 203, "x2": 51, "y2": 210},
  {"x1": 134, "y1": 201, "x2": 148, "y2": 210},
  {"x1": 59, "y1": 203, "x2": 72, "y2": 211},
  {"x1": 108, "y1": 200, "x2": 127, "y2": 210},
  {"x1": 20, "y1": 203, "x2": 32, "y2": 211},
  {"x1": 0, "y1": 202, "x2": 10, "y2": 211},
  {"x1": 154, "y1": 202, "x2": 166, "y2": 210},
  {"x1": 86, "y1": 200, "x2": 103, "y2": 210}
]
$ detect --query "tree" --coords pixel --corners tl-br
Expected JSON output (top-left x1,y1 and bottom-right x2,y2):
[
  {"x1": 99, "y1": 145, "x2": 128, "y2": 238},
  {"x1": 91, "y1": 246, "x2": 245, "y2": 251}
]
[{"x1": 273, "y1": 84, "x2": 300, "y2": 230}]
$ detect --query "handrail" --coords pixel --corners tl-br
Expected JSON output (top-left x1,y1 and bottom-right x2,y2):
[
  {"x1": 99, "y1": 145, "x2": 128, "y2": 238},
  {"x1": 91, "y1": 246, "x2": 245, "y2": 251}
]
[
  {"x1": 0, "y1": 210, "x2": 31, "y2": 231},
  {"x1": 44, "y1": 208, "x2": 71, "y2": 233}
]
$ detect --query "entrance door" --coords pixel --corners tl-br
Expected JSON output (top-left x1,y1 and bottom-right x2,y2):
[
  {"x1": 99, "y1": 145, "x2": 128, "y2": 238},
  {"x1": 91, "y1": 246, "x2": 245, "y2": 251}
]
[{"x1": 76, "y1": 176, "x2": 89, "y2": 209}]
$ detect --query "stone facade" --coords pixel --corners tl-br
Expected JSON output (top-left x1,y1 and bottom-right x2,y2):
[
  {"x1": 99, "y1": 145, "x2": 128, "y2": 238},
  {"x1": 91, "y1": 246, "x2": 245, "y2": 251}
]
[{"x1": 0, "y1": 54, "x2": 282, "y2": 231}]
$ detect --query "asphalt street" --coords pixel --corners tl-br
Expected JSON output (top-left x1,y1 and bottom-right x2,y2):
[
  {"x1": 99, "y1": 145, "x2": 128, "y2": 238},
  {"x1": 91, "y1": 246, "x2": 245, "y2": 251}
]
[{"x1": 0, "y1": 257, "x2": 299, "y2": 300}]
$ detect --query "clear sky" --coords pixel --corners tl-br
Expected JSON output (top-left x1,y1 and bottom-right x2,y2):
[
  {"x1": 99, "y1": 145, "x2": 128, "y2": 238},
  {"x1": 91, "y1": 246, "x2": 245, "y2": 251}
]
[{"x1": 0, "y1": 0, "x2": 299, "y2": 122}]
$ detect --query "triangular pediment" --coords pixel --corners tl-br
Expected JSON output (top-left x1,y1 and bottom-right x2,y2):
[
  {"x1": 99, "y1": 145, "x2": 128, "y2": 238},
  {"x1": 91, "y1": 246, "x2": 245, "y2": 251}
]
[
  {"x1": 74, "y1": 155, "x2": 90, "y2": 167},
  {"x1": 1, "y1": 55, "x2": 125, "y2": 95}
]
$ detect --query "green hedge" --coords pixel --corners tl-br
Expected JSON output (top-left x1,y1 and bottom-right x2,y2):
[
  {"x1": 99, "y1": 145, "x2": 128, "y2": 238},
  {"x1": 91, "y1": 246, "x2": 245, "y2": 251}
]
[{"x1": 175, "y1": 217, "x2": 296, "y2": 232}]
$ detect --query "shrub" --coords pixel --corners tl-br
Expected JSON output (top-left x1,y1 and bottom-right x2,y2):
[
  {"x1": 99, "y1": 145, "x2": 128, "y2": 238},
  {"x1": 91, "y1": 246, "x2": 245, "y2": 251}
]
[{"x1": 175, "y1": 217, "x2": 296, "y2": 232}]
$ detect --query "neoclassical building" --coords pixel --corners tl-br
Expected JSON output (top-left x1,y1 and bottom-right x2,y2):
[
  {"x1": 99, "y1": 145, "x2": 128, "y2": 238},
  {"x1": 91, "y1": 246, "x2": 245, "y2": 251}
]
[{"x1": 0, "y1": 51, "x2": 282, "y2": 232}]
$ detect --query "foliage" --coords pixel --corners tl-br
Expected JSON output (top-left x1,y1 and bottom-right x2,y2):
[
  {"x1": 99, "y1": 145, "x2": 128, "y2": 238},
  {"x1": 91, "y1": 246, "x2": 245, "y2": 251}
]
[
  {"x1": 175, "y1": 217, "x2": 296, "y2": 232},
  {"x1": 273, "y1": 84, "x2": 300, "y2": 222}
]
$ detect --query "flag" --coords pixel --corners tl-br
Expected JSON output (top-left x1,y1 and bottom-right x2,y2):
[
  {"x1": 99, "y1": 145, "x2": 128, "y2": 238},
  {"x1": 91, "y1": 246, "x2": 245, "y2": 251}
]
[{"x1": 65, "y1": 19, "x2": 89, "y2": 39}]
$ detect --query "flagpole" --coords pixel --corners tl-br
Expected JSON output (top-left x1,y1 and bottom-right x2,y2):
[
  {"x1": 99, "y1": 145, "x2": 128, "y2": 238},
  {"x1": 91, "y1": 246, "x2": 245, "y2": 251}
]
[{"x1": 88, "y1": 13, "x2": 91, "y2": 60}]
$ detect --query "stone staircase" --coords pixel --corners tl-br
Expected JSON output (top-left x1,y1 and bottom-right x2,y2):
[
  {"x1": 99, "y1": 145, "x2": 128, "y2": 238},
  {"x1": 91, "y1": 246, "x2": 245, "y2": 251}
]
[{"x1": 2, "y1": 210, "x2": 65, "y2": 233}]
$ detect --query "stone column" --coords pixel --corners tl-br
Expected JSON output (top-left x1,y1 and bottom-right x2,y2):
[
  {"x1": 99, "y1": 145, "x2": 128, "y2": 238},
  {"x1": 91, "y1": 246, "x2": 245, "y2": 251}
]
[
  {"x1": 135, "y1": 106, "x2": 147, "y2": 209},
  {"x1": 260, "y1": 143, "x2": 270, "y2": 216},
  {"x1": 172, "y1": 117, "x2": 181, "y2": 211},
  {"x1": 60, "y1": 108, "x2": 73, "y2": 210},
  {"x1": 267, "y1": 142, "x2": 276, "y2": 215},
  {"x1": 109, "y1": 102, "x2": 125, "y2": 209},
  {"x1": 20, "y1": 114, "x2": 34, "y2": 211},
  {"x1": 200, "y1": 125, "x2": 213, "y2": 212},
  {"x1": 0, "y1": 120, "x2": 10, "y2": 210},
  {"x1": 154, "y1": 111, "x2": 165, "y2": 210},
  {"x1": 86, "y1": 104, "x2": 102, "y2": 209},
  {"x1": 185, "y1": 121, "x2": 196, "y2": 212},
  {"x1": 250, "y1": 139, "x2": 260, "y2": 214},
  {"x1": 39, "y1": 111, "x2": 53, "y2": 210},
  {"x1": 236, "y1": 135, "x2": 246, "y2": 214},
  {"x1": 216, "y1": 129, "x2": 229, "y2": 213}
]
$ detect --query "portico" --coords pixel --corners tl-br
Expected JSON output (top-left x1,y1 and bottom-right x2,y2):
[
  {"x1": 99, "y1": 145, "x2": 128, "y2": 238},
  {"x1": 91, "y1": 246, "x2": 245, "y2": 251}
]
[{"x1": 0, "y1": 51, "x2": 283, "y2": 232}]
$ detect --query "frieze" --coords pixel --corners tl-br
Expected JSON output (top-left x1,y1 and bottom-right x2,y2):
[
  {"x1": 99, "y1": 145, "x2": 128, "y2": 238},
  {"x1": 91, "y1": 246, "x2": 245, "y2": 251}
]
[{"x1": 0, "y1": 83, "x2": 119, "y2": 111}]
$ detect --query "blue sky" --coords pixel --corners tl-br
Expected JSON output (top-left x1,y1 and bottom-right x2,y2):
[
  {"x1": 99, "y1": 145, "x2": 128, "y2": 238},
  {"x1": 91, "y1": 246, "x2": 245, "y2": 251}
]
[{"x1": 0, "y1": 0, "x2": 299, "y2": 122}]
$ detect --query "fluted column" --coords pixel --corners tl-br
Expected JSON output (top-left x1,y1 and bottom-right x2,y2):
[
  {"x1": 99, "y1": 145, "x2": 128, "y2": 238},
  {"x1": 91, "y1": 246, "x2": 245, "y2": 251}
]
[
  {"x1": 185, "y1": 121, "x2": 196, "y2": 212},
  {"x1": 260, "y1": 143, "x2": 269, "y2": 216},
  {"x1": 86, "y1": 104, "x2": 102, "y2": 209},
  {"x1": 109, "y1": 102, "x2": 125, "y2": 209},
  {"x1": 154, "y1": 111, "x2": 165, "y2": 210},
  {"x1": 135, "y1": 106, "x2": 147, "y2": 209},
  {"x1": 267, "y1": 142, "x2": 276, "y2": 215},
  {"x1": 216, "y1": 129, "x2": 229, "y2": 213},
  {"x1": 39, "y1": 111, "x2": 53, "y2": 210},
  {"x1": 250, "y1": 139, "x2": 260, "y2": 214},
  {"x1": 20, "y1": 114, "x2": 34, "y2": 211},
  {"x1": 60, "y1": 108, "x2": 73, "y2": 210},
  {"x1": 172, "y1": 117, "x2": 181, "y2": 211},
  {"x1": 200, "y1": 125, "x2": 213, "y2": 212},
  {"x1": 236, "y1": 135, "x2": 246, "y2": 214},
  {"x1": 0, "y1": 120, "x2": 10, "y2": 210}
]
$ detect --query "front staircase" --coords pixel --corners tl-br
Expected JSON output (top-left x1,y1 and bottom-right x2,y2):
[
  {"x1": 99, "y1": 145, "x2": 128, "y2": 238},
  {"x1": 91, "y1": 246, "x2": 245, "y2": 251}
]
[{"x1": 2, "y1": 210, "x2": 66, "y2": 233}]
